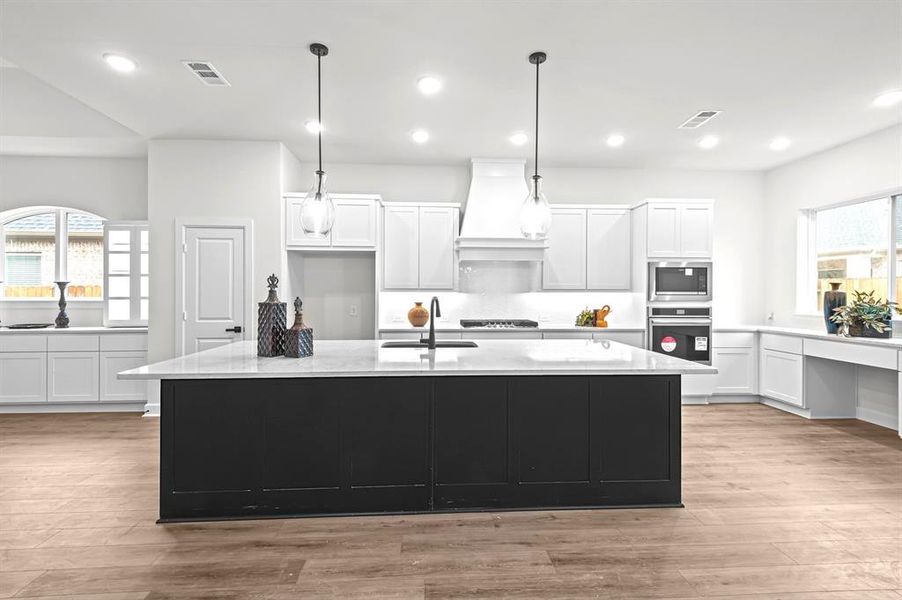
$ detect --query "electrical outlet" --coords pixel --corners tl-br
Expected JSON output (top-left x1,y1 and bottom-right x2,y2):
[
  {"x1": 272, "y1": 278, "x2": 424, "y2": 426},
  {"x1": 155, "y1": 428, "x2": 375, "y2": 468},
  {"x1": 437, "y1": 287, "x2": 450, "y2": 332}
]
[
  {"x1": 391, "y1": 314, "x2": 403, "y2": 322},
  {"x1": 349, "y1": 304, "x2": 358, "y2": 317}
]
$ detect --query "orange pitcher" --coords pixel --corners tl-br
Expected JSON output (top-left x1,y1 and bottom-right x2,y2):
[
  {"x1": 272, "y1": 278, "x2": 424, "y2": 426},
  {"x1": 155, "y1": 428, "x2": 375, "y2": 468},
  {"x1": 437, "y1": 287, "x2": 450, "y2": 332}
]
[{"x1": 594, "y1": 305, "x2": 612, "y2": 328}]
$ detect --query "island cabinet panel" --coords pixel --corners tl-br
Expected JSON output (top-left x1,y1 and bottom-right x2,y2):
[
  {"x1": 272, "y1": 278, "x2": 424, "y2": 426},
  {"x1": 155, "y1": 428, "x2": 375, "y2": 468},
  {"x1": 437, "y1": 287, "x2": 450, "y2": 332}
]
[{"x1": 160, "y1": 374, "x2": 681, "y2": 521}]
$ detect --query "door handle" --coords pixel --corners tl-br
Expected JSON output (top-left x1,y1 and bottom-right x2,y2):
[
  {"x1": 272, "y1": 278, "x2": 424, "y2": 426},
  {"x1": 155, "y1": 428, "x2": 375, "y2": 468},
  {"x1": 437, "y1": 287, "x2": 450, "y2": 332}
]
[{"x1": 225, "y1": 326, "x2": 243, "y2": 333}]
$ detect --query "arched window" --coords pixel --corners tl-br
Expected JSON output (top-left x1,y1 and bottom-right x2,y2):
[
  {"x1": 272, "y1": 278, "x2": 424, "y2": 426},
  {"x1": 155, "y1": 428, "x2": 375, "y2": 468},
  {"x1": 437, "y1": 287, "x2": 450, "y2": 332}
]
[{"x1": 0, "y1": 207, "x2": 105, "y2": 300}]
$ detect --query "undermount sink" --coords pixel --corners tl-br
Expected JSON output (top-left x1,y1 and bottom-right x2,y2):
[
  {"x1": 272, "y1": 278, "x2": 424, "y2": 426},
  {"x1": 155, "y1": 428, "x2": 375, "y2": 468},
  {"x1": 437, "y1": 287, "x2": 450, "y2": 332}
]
[{"x1": 381, "y1": 340, "x2": 479, "y2": 348}]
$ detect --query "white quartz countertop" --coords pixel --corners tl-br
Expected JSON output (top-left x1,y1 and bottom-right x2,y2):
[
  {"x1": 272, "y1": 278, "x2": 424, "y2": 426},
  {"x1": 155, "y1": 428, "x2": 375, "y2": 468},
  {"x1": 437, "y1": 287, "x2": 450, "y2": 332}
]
[
  {"x1": 378, "y1": 323, "x2": 644, "y2": 333},
  {"x1": 0, "y1": 326, "x2": 148, "y2": 334},
  {"x1": 119, "y1": 339, "x2": 716, "y2": 380},
  {"x1": 715, "y1": 325, "x2": 902, "y2": 349}
]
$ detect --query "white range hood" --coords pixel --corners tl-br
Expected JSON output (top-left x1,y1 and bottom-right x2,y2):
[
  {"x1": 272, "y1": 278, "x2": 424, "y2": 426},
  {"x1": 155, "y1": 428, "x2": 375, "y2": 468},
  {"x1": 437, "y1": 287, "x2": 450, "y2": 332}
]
[{"x1": 456, "y1": 158, "x2": 548, "y2": 262}]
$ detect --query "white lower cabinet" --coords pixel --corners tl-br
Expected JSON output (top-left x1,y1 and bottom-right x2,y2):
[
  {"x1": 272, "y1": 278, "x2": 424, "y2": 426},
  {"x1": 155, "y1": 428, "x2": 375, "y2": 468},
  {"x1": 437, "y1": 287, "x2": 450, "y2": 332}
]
[
  {"x1": 593, "y1": 331, "x2": 645, "y2": 348},
  {"x1": 0, "y1": 352, "x2": 47, "y2": 404},
  {"x1": 712, "y1": 347, "x2": 757, "y2": 394},
  {"x1": 100, "y1": 352, "x2": 149, "y2": 402},
  {"x1": 760, "y1": 348, "x2": 804, "y2": 407},
  {"x1": 47, "y1": 352, "x2": 99, "y2": 403}
]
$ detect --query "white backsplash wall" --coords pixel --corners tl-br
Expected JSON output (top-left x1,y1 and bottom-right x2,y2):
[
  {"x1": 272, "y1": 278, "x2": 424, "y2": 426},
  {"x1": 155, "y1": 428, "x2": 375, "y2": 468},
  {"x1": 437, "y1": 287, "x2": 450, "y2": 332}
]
[
  {"x1": 379, "y1": 291, "x2": 645, "y2": 329},
  {"x1": 0, "y1": 301, "x2": 103, "y2": 327}
]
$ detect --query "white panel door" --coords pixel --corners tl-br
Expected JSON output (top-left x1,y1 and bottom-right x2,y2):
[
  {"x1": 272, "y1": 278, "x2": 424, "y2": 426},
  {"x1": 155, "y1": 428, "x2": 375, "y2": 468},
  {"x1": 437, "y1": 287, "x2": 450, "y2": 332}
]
[
  {"x1": 586, "y1": 208, "x2": 630, "y2": 289},
  {"x1": 418, "y1": 206, "x2": 455, "y2": 289},
  {"x1": 331, "y1": 199, "x2": 377, "y2": 247},
  {"x1": 680, "y1": 204, "x2": 713, "y2": 257},
  {"x1": 760, "y1": 348, "x2": 804, "y2": 406},
  {"x1": 47, "y1": 352, "x2": 99, "y2": 403},
  {"x1": 713, "y1": 347, "x2": 756, "y2": 394},
  {"x1": 543, "y1": 208, "x2": 587, "y2": 290},
  {"x1": 646, "y1": 204, "x2": 681, "y2": 257},
  {"x1": 100, "y1": 351, "x2": 148, "y2": 402},
  {"x1": 182, "y1": 227, "x2": 246, "y2": 355},
  {"x1": 0, "y1": 352, "x2": 47, "y2": 403},
  {"x1": 383, "y1": 206, "x2": 420, "y2": 289},
  {"x1": 286, "y1": 197, "x2": 331, "y2": 247}
]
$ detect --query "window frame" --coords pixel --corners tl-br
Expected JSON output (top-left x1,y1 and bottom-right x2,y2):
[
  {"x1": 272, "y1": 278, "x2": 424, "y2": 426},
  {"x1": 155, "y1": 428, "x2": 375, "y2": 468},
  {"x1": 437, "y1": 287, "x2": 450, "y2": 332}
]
[
  {"x1": 797, "y1": 188, "x2": 902, "y2": 317},
  {"x1": 102, "y1": 220, "x2": 149, "y2": 327},
  {"x1": 0, "y1": 206, "x2": 105, "y2": 303}
]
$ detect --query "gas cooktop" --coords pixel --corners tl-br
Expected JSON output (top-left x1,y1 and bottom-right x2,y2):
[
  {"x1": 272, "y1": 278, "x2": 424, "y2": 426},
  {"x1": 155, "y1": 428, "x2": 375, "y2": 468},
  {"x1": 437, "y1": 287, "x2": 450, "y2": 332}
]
[{"x1": 459, "y1": 319, "x2": 539, "y2": 329}]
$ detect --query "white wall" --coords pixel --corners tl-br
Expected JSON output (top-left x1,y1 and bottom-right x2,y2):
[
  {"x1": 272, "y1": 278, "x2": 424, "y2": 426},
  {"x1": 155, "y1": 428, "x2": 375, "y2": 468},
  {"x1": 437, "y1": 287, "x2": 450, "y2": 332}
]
[
  {"x1": 0, "y1": 155, "x2": 148, "y2": 326},
  {"x1": 763, "y1": 124, "x2": 902, "y2": 328},
  {"x1": 288, "y1": 161, "x2": 766, "y2": 327},
  {"x1": 147, "y1": 140, "x2": 284, "y2": 362}
]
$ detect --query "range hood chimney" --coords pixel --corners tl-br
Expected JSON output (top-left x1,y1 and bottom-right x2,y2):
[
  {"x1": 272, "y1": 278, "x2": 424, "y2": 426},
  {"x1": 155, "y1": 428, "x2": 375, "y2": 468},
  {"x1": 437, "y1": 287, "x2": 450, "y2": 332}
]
[{"x1": 456, "y1": 158, "x2": 548, "y2": 262}]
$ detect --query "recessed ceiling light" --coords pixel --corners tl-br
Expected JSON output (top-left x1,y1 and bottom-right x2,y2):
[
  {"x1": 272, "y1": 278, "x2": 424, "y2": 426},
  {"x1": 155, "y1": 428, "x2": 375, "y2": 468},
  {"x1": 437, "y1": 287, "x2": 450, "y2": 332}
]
[
  {"x1": 417, "y1": 76, "x2": 442, "y2": 95},
  {"x1": 103, "y1": 53, "x2": 136, "y2": 73},
  {"x1": 606, "y1": 134, "x2": 625, "y2": 148},
  {"x1": 411, "y1": 129, "x2": 430, "y2": 144},
  {"x1": 509, "y1": 132, "x2": 529, "y2": 146},
  {"x1": 769, "y1": 136, "x2": 792, "y2": 151},
  {"x1": 873, "y1": 89, "x2": 902, "y2": 108},
  {"x1": 698, "y1": 135, "x2": 720, "y2": 150},
  {"x1": 304, "y1": 120, "x2": 322, "y2": 134}
]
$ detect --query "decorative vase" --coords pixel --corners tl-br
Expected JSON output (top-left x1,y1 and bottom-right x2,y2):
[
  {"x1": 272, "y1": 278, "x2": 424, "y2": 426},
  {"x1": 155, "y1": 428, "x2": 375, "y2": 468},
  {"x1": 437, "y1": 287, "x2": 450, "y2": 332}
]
[
  {"x1": 257, "y1": 274, "x2": 287, "y2": 357},
  {"x1": 848, "y1": 320, "x2": 892, "y2": 339},
  {"x1": 54, "y1": 281, "x2": 69, "y2": 328},
  {"x1": 284, "y1": 297, "x2": 314, "y2": 358},
  {"x1": 594, "y1": 305, "x2": 612, "y2": 328},
  {"x1": 408, "y1": 302, "x2": 429, "y2": 327},
  {"x1": 823, "y1": 282, "x2": 846, "y2": 334}
]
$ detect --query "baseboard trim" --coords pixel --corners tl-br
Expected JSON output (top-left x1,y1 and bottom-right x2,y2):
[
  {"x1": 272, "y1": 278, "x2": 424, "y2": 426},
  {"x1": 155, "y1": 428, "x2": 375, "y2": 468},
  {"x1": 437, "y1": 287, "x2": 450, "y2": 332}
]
[
  {"x1": 681, "y1": 396, "x2": 710, "y2": 405},
  {"x1": 856, "y1": 406, "x2": 897, "y2": 431},
  {"x1": 761, "y1": 397, "x2": 812, "y2": 419},
  {"x1": 0, "y1": 402, "x2": 145, "y2": 414},
  {"x1": 709, "y1": 394, "x2": 760, "y2": 404},
  {"x1": 143, "y1": 403, "x2": 160, "y2": 417}
]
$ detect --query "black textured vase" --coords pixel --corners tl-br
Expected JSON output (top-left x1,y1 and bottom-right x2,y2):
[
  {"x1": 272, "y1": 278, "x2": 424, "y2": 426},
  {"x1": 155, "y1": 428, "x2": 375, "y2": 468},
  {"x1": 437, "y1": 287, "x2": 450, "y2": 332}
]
[
  {"x1": 284, "y1": 297, "x2": 314, "y2": 358},
  {"x1": 823, "y1": 282, "x2": 846, "y2": 334},
  {"x1": 257, "y1": 274, "x2": 287, "y2": 357}
]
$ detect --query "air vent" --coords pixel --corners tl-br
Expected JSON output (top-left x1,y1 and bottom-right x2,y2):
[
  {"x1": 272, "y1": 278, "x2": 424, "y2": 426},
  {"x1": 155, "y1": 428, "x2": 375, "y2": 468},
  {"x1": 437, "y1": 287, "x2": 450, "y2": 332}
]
[
  {"x1": 678, "y1": 110, "x2": 721, "y2": 129},
  {"x1": 182, "y1": 61, "x2": 230, "y2": 86}
]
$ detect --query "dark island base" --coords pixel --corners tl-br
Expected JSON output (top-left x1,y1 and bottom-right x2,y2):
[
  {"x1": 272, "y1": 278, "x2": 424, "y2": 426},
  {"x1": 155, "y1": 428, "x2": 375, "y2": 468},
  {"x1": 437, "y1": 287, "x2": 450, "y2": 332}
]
[{"x1": 159, "y1": 375, "x2": 681, "y2": 522}]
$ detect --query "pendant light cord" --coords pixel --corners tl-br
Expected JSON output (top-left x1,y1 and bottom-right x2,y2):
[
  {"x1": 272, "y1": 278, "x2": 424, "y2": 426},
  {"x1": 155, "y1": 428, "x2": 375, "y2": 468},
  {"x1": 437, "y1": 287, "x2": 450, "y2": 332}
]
[
  {"x1": 317, "y1": 52, "x2": 323, "y2": 176},
  {"x1": 534, "y1": 58, "x2": 539, "y2": 181}
]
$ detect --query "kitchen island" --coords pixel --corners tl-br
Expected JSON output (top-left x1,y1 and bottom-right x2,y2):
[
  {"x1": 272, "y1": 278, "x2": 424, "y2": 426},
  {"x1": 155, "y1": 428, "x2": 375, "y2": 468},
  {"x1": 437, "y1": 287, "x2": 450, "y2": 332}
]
[{"x1": 120, "y1": 339, "x2": 715, "y2": 522}]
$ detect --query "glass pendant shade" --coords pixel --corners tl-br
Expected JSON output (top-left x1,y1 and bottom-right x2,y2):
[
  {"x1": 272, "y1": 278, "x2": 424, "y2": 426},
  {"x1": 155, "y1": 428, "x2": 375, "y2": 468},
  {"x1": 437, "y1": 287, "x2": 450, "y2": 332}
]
[
  {"x1": 519, "y1": 175, "x2": 552, "y2": 240},
  {"x1": 299, "y1": 170, "x2": 335, "y2": 237}
]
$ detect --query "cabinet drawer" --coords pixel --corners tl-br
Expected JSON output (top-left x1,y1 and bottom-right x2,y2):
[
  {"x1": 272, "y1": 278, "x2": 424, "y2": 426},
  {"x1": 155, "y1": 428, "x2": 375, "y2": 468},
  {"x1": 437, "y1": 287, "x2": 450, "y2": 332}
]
[
  {"x1": 100, "y1": 333, "x2": 148, "y2": 352},
  {"x1": 804, "y1": 338, "x2": 896, "y2": 370},
  {"x1": 593, "y1": 331, "x2": 645, "y2": 348},
  {"x1": 467, "y1": 331, "x2": 542, "y2": 340},
  {"x1": 760, "y1": 333, "x2": 803, "y2": 354},
  {"x1": 712, "y1": 332, "x2": 756, "y2": 348},
  {"x1": 0, "y1": 334, "x2": 47, "y2": 352},
  {"x1": 542, "y1": 331, "x2": 594, "y2": 339},
  {"x1": 48, "y1": 334, "x2": 100, "y2": 352}
]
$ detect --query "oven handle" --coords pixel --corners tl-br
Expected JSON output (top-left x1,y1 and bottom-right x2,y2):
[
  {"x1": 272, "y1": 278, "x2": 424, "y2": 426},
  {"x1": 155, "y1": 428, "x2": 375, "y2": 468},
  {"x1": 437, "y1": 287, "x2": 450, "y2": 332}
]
[{"x1": 648, "y1": 318, "x2": 713, "y2": 325}]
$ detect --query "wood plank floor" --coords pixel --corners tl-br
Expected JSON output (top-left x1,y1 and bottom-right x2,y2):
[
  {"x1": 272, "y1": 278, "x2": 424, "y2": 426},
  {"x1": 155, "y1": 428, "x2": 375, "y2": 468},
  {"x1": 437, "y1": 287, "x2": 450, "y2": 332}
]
[{"x1": 0, "y1": 404, "x2": 900, "y2": 599}]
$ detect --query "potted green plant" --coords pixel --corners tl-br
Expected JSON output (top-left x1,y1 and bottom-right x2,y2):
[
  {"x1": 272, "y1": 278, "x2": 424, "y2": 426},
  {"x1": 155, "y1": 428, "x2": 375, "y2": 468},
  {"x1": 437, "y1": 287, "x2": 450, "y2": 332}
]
[{"x1": 829, "y1": 290, "x2": 901, "y2": 338}]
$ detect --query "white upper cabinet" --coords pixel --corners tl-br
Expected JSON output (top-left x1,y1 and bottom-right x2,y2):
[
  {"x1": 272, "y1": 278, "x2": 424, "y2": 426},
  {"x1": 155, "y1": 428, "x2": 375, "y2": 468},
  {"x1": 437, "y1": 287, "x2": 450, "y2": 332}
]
[
  {"x1": 382, "y1": 203, "x2": 458, "y2": 290},
  {"x1": 644, "y1": 200, "x2": 714, "y2": 258},
  {"x1": 418, "y1": 206, "x2": 456, "y2": 289},
  {"x1": 285, "y1": 194, "x2": 381, "y2": 249},
  {"x1": 543, "y1": 208, "x2": 587, "y2": 290},
  {"x1": 542, "y1": 205, "x2": 631, "y2": 291},
  {"x1": 331, "y1": 198, "x2": 377, "y2": 247},
  {"x1": 586, "y1": 208, "x2": 631, "y2": 290}
]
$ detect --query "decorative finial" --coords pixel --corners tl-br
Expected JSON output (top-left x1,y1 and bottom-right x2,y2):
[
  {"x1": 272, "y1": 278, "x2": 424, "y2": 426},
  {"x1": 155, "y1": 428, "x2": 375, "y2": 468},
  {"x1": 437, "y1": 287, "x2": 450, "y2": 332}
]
[{"x1": 264, "y1": 273, "x2": 280, "y2": 303}]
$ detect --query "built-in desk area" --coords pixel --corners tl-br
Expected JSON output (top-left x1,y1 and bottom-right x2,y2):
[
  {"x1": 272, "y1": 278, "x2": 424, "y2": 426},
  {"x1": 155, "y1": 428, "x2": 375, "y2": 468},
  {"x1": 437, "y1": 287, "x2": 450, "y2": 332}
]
[{"x1": 714, "y1": 326, "x2": 901, "y2": 437}]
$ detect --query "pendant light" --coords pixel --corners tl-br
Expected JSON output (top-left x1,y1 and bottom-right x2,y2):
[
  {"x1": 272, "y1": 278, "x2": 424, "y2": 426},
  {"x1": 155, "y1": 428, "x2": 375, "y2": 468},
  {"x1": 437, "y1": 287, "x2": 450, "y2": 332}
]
[
  {"x1": 519, "y1": 51, "x2": 552, "y2": 241},
  {"x1": 299, "y1": 42, "x2": 335, "y2": 238}
]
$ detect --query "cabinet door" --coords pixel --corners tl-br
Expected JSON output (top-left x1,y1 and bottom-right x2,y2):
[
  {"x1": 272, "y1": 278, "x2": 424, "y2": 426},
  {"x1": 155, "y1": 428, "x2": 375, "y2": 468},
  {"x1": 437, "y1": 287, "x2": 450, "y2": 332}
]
[
  {"x1": 586, "y1": 208, "x2": 630, "y2": 289},
  {"x1": 382, "y1": 205, "x2": 420, "y2": 289},
  {"x1": 712, "y1": 347, "x2": 756, "y2": 394},
  {"x1": 47, "y1": 352, "x2": 99, "y2": 403},
  {"x1": 331, "y1": 199, "x2": 377, "y2": 247},
  {"x1": 646, "y1": 204, "x2": 681, "y2": 257},
  {"x1": 760, "y1": 348, "x2": 803, "y2": 406},
  {"x1": 543, "y1": 208, "x2": 587, "y2": 289},
  {"x1": 0, "y1": 352, "x2": 47, "y2": 403},
  {"x1": 100, "y1": 352, "x2": 148, "y2": 402},
  {"x1": 285, "y1": 197, "x2": 331, "y2": 247},
  {"x1": 418, "y1": 206, "x2": 455, "y2": 289},
  {"x1": 679, "y1": 204, "x2": 713, "y2": 257}
]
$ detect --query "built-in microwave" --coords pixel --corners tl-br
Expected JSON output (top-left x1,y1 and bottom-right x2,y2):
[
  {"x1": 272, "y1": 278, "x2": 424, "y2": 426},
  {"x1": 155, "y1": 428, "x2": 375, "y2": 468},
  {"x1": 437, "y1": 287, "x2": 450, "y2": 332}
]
[{"x1": 648, "y1": 261, "x2": 712, "y2": 302}]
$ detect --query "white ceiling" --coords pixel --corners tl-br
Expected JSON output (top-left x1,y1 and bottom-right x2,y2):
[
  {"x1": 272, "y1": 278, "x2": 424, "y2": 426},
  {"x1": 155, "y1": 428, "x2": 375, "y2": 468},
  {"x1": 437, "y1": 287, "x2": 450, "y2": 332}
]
[{"x1": 0, "y1": 0, "x2": 900, "y2": 170}]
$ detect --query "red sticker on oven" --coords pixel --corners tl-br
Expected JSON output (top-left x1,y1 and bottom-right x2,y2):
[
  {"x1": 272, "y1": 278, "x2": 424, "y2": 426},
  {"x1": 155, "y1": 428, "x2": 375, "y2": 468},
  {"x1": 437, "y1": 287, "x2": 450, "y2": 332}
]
[{"x1": 660, "y1": 336, "x2": 677, "y2": 352}]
